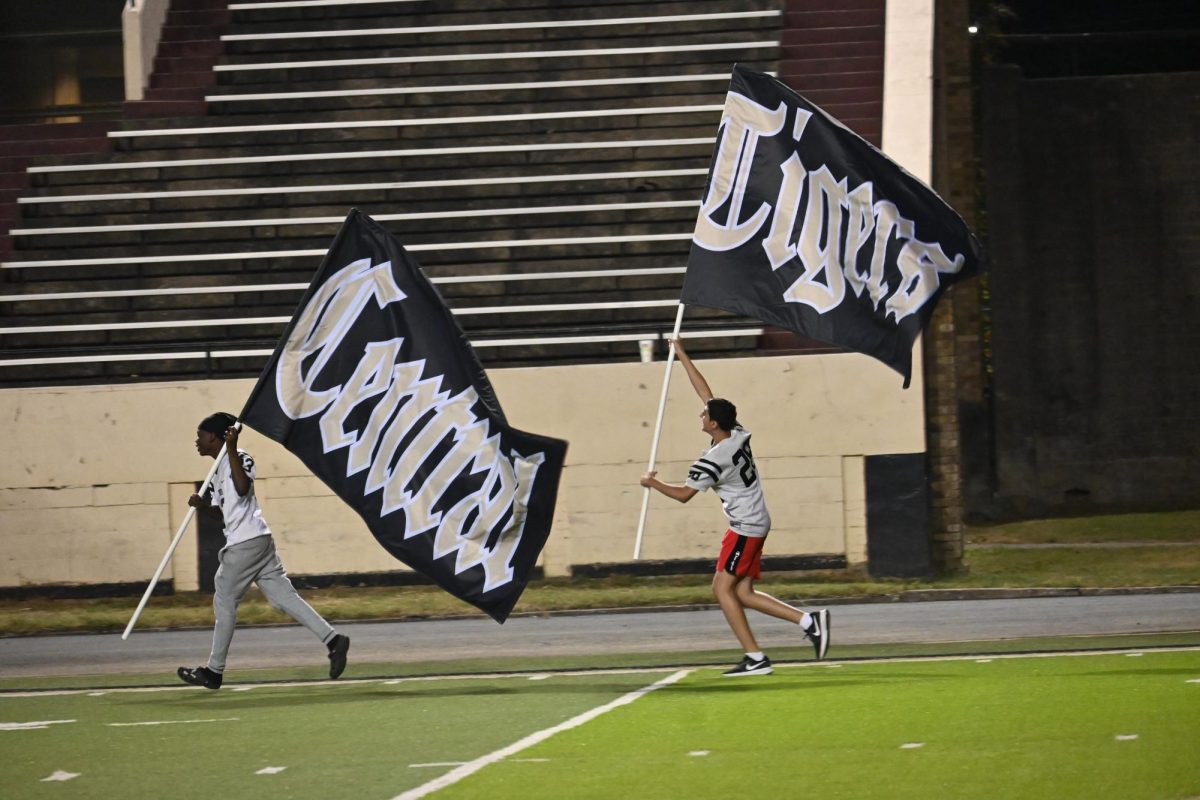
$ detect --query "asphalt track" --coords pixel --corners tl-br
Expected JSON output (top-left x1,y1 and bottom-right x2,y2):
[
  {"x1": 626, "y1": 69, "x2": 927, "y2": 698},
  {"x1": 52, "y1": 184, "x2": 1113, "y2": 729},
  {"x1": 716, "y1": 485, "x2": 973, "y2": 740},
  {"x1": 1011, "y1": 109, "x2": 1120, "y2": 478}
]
[{"x1": 2, "y1": 592, "x2": 1198, "y2": 680}]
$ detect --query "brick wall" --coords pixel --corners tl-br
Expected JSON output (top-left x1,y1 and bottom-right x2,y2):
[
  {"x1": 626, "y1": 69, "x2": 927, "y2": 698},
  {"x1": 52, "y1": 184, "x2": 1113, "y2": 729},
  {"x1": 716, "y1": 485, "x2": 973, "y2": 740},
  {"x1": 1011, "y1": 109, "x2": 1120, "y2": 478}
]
[
  {"x1": 781, "y1": 0, "x2": 885, "y2": 147},
  {"x1": 926, "y1": 0, "x2": 982, "y2": 571},
  {"x1": 982, "y1": 67, "x2": 1200, "y2": 516}
]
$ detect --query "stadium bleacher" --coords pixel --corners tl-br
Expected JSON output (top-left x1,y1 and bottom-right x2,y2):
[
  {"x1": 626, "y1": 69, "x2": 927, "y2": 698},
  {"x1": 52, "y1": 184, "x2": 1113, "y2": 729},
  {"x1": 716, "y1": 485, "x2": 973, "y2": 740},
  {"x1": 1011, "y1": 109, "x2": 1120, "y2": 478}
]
[{"x1": 1, "y1": 0, "x2": 884, "y2": 387}]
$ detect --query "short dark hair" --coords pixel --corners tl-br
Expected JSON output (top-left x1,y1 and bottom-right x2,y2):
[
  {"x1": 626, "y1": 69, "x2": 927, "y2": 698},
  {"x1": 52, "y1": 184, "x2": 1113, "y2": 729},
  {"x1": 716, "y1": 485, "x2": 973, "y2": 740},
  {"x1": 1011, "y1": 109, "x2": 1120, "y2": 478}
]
[
  {"x1": 705, "y1": 398, "x2": 738, "y2": 432},
  {"x1": 198, "y1": 411, "x2": 237, "y2": 437}
]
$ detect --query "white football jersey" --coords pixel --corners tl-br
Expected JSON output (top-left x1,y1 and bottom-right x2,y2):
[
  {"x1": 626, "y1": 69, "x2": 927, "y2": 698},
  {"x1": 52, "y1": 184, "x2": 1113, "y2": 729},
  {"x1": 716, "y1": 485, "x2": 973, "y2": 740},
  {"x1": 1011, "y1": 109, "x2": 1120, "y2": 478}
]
[
  {"x1": 210, "y1": 449, "x2": 272, "y2": 546},
  {"x1": 685, "y1": 426, "x2": 771, "y2": 537}
]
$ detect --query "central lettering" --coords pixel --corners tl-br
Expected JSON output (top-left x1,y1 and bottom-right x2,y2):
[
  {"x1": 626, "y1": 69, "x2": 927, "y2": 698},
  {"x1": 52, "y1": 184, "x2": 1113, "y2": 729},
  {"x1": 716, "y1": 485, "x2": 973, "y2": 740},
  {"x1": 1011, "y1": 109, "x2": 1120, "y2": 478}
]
[{"x1": 274, "y1": 259, "x2": 540, "y2": 590}]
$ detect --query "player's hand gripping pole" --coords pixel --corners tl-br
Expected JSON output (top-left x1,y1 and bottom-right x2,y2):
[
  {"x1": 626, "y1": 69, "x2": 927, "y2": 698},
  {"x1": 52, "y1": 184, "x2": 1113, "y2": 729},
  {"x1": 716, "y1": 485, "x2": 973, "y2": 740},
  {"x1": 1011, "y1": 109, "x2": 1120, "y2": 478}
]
[
  {"x1": 633, "y1": 303, "x2": 686, "y2": 560},
  {"x1": 122, "y1": 424, "x2": 238, "y2": 640}
]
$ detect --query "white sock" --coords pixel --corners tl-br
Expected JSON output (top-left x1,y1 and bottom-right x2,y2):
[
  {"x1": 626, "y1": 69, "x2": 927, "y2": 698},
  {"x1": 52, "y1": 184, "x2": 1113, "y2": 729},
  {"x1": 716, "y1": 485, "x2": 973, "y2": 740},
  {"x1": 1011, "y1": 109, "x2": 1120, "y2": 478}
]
[
  {"x1": 746, "y1": 651, "x2": 765, "y2": 661},
  {"x1": 800, "y1": 612, "x2": 813, "y2": 630}
]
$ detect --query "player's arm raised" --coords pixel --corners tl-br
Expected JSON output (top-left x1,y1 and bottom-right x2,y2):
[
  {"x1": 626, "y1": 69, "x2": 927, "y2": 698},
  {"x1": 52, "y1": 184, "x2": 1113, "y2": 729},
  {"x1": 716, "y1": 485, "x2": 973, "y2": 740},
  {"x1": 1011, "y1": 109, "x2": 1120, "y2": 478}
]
[
  {"x1": 671, "y1": 337, "x2": 714, "y2": 402},
  {"x1": 224, "y1": 424, "x2": 252, "y2": 497}
]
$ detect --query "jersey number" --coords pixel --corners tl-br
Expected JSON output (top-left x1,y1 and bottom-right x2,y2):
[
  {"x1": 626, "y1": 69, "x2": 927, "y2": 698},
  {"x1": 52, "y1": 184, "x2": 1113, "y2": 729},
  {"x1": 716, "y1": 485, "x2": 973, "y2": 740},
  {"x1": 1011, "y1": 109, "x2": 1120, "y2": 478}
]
[{"x1": 732, "y1": 446, "x2": 758, "y2": 488}]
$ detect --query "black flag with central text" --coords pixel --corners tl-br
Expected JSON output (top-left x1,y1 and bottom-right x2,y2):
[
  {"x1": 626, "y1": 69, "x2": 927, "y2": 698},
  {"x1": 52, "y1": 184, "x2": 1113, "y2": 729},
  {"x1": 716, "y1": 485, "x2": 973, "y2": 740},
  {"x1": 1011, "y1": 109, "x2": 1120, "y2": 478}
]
[
  {"x1": 239, "y1": 210, "x2": 568, "y2": 623},
  {"x1": 682, "y1": 64, "x2": 983, "y2": 385}
]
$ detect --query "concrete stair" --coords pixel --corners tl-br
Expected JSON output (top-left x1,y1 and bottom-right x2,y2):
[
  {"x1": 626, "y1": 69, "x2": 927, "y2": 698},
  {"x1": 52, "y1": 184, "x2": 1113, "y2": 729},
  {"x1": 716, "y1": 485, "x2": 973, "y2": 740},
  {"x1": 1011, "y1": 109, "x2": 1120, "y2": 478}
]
[
  {"x1": 2, "y1": 0, "x2": 893, "y2": 387},
  {"x1": 0, "y1": 122, "x2": 114, "y2": 261}
]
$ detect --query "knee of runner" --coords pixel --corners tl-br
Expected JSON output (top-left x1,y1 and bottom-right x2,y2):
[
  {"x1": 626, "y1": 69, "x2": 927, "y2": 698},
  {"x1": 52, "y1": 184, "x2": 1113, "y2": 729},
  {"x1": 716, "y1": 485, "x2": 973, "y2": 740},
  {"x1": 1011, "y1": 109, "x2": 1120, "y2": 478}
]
[{"x1": 711, "y1": 571, "x2": 736, "y2": 597}]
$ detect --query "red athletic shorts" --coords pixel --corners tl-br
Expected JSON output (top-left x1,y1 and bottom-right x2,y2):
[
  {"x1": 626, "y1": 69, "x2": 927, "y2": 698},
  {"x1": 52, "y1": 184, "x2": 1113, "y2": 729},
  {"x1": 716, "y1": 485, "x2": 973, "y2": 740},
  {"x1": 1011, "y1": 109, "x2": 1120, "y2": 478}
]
[{"x1": 716, "y1": 529, "x2": 766, "y2": 578}]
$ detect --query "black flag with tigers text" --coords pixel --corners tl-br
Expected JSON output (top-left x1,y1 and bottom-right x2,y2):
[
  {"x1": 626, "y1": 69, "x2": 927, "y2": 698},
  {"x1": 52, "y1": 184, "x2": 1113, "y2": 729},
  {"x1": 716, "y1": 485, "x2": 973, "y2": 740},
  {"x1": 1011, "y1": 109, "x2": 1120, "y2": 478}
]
[{"x1": 682, "y1": 64, "x2": 983, "y2": 385}]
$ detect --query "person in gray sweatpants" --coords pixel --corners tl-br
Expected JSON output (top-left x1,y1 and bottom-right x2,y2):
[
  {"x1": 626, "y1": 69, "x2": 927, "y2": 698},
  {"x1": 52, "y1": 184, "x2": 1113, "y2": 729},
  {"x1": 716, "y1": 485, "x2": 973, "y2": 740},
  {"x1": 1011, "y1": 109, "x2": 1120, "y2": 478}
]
[{"x1": 177, "y1": 412, "x2": 349, "y2": 690}]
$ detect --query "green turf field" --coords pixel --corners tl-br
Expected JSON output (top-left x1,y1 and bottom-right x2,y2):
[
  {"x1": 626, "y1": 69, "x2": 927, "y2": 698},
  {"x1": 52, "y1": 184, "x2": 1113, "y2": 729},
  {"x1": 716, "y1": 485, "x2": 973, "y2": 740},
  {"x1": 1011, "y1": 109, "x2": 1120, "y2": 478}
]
[{"x1": 3, "y1": 648, "x2": 1198, "y2": 800}]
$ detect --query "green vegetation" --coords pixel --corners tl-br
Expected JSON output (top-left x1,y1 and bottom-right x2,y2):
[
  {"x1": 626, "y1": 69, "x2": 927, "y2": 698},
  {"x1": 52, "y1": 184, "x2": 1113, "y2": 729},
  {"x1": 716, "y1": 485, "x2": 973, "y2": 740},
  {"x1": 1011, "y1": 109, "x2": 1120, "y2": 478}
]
[
  {"x1": 1, "y1": 511, "x2": 1197, "y2": 637},
  {"x1": 3, "y1": 650, "x2": 1198, "y2": 799},
  {"x1": 966, "y1": 509, "x2": 1200, "y2": 544},
  {"x1": 449, "y1": 652, "x2": 1200, "y2": 800}
]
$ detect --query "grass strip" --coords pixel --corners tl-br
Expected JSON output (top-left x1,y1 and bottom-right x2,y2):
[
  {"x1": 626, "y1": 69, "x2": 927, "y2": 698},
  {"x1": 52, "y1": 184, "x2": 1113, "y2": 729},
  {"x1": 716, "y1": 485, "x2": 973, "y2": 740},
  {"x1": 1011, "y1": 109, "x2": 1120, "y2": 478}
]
[{"x1": 3, "y1": 544, "x2": 1198, "y2": 637}]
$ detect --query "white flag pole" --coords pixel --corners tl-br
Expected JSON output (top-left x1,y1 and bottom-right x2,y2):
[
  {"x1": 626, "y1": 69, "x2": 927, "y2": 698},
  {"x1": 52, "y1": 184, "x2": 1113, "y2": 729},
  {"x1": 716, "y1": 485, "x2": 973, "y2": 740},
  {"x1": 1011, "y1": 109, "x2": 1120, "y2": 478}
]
[
  {"x1": 633, "y1": 303, "x2": 686, "y2": 560},
  {"x1": 122, "y1": 431, "x2": 233, "y2": 640}
]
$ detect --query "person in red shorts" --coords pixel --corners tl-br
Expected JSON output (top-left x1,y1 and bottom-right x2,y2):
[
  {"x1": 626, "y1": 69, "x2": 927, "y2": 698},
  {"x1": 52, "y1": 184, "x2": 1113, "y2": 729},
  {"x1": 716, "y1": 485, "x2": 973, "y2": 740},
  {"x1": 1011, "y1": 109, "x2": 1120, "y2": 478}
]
[{"x1": 640, "y1": 338, "x2": 829, "y2": 676}]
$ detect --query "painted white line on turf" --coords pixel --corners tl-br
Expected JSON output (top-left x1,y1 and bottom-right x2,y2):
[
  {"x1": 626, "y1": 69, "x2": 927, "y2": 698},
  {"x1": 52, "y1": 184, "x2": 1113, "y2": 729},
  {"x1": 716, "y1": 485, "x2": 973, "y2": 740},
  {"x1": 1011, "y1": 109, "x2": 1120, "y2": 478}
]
[
  {"x1": 107, "y1": 717, "x2": 239, "y2": 727},
  {"x1": 410, "y1": 762, "x2": 468, "y2": 769},
  {"x1": 256, "y1": 766, "x2": 288, "y2": 774},
  {"x1": 689, "y1": 750, "x2": 710, "y2": 757},
  {"x1": 772, "y1": 645, "x2": 1200, "y2": 671},
  {"x1": 1115, "y1": 734, "x2": 1139, "y2": 741},
  {"x1": 1, "y1": 719, "x2": 76, "y2": 730},
  {"x1": 0, "y1": 666, "x2": 687, "y2": 698},
  {"x1": 5, "y1": 647, "x2": 1199, "y2": 699},
  {"x1": 391, "y1": 669, "x2": 691, "y2": 800},
  {"x1": 1187, "y1": 679, "x2": 1200, "y2": 683},
  {"x1": 1126, "y1": 653, "x2": 1143, "y2": 657},
  {"x1": 41, "y1": 771, "x2": 80, "y2": 782},
  {"x1": 900, "y1": 742, "x2": 926, "y2": 749}
]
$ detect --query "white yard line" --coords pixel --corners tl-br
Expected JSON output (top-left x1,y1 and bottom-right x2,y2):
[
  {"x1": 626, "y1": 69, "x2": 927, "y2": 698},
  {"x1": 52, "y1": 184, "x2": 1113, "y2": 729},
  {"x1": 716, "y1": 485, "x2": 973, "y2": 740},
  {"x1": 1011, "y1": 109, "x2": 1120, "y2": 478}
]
[
  {"x1": 770, "y1": 645, "x2": 1200, "y2": 669},
  {"x1": 0, "y1": 666, "x2": 685, "y2": 699},
  {"x1": 390, "y1": 669, "x2": 692, "y2": 800},
  {"x1": 107, "y1": 717, "x2": 240, "y2": 727},
  {"x1": 3, "y1": 646, "x2": 1196, "y2": 700},
  {"x1": 0, "y1": 719, "x2": 76, "y2": 730}
]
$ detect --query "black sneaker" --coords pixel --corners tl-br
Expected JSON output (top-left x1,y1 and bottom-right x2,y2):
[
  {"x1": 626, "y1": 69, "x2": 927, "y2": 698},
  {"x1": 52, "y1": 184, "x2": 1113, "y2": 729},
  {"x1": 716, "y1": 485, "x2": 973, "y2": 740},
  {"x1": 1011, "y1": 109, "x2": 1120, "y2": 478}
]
[
  {"x1": 805, "y1": 609, "x2": 830, "y2": 660},
  {"x1": 177, "y1": 666, "x2": 222, "y2": 690},
  {"x1": 327, "y1": 634, "x2": 350, "y2": 679},
  {"x1": 722, "y1": 655, "x2": 773, "y2": 677}
]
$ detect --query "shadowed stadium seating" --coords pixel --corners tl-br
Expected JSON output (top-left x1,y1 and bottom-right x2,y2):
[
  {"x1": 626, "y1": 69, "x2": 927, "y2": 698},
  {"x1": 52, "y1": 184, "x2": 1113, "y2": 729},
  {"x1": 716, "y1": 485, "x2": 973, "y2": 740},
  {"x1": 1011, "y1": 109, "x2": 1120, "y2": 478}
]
[{"x1": 2, "y1": 0, "x2": 882, "y2": 387}]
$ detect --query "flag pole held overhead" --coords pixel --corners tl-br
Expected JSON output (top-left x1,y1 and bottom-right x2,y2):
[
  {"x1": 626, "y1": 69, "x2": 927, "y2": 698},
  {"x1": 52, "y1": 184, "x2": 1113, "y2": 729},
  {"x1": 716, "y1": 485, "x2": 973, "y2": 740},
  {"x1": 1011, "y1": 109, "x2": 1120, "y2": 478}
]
[{"x1": 633, "y1": 303, "x2": 686, "y2": 560}]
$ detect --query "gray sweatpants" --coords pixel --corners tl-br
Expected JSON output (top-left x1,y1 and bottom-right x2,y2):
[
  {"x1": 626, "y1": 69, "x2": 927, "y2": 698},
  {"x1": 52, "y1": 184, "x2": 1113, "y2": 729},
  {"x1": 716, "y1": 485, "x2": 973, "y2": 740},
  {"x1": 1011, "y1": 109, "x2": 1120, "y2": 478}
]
[{"x1": 207, "y1": 534, "x2": 335, "y2": 673}]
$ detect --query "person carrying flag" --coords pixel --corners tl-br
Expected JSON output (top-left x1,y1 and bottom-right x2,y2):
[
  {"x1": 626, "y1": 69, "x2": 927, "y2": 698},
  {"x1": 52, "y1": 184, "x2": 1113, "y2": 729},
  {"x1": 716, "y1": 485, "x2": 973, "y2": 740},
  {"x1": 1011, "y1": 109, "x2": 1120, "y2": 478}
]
[
  {"x1": 176, "y1": 412, "x2": 350, "y2": 690},
  {"x1": 639, "y1": 339, "x2": 830, "y2": 676}
]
